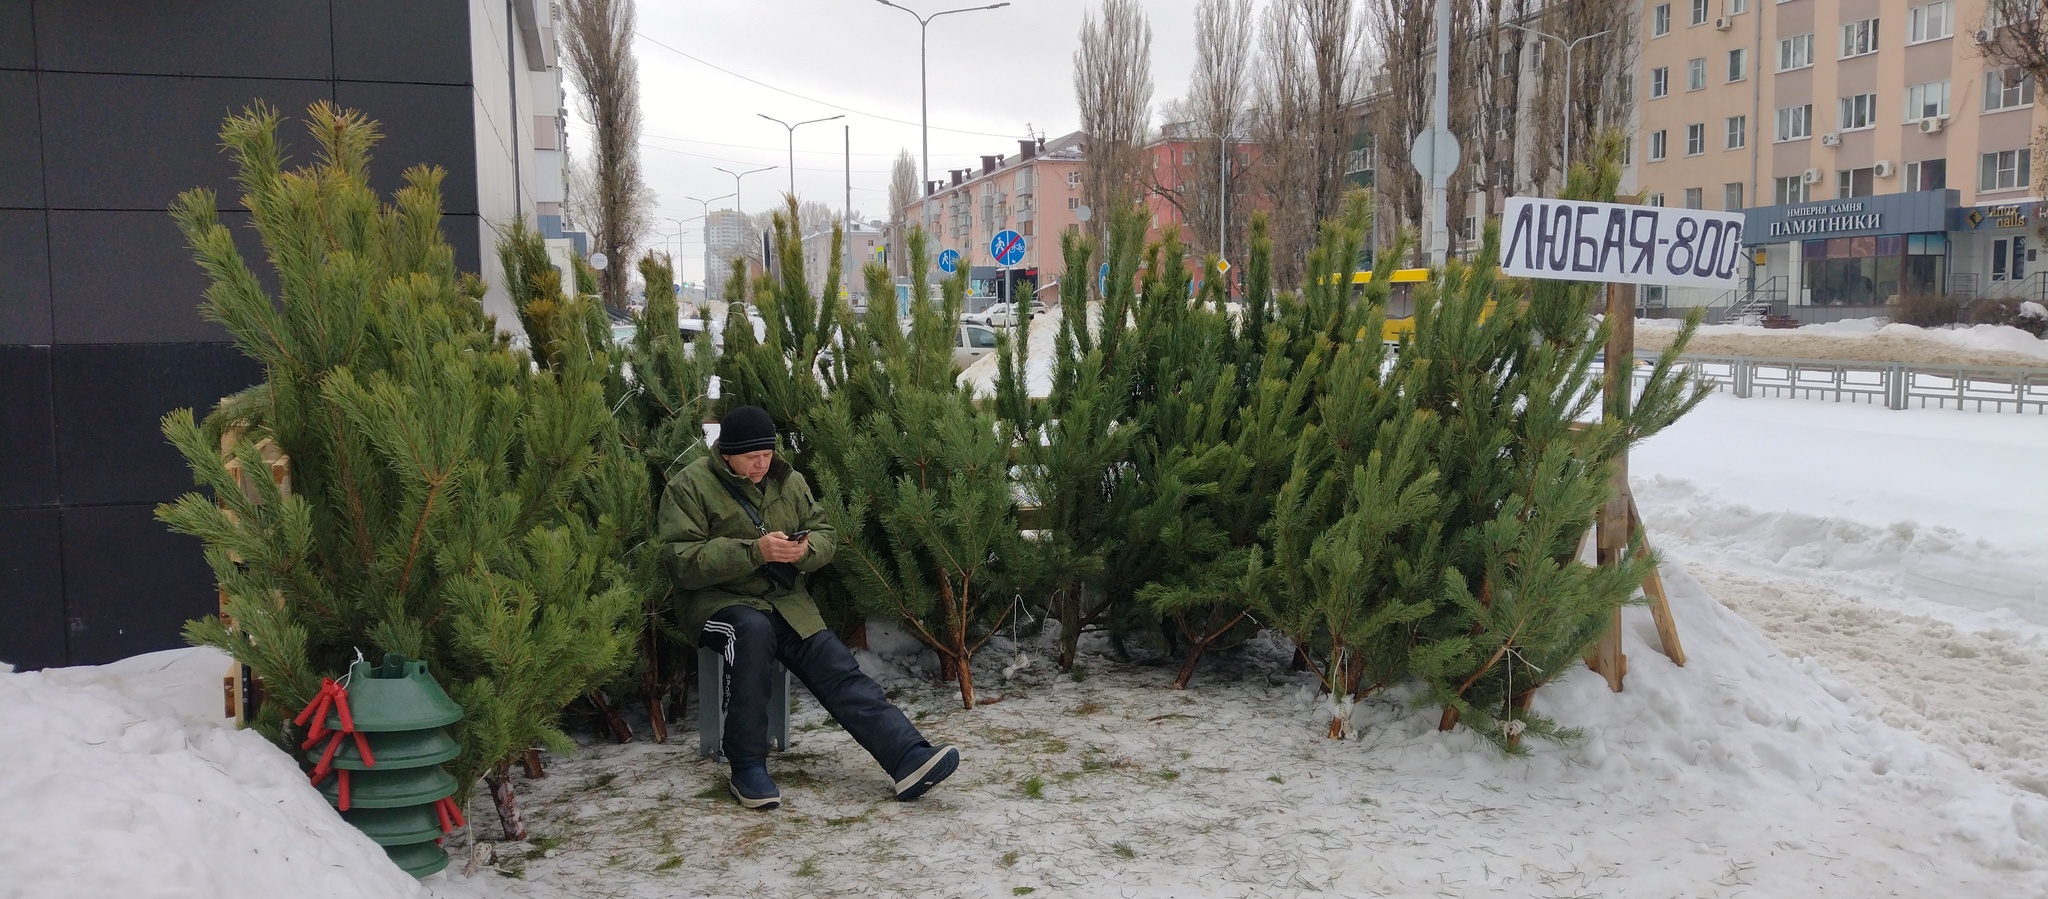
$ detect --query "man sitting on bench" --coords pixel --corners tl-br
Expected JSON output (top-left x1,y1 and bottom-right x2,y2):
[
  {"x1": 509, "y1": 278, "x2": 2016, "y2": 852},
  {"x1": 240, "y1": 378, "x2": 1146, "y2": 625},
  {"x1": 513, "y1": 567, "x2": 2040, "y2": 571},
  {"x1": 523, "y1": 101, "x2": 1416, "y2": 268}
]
[{"x1": 658, "y1": 405, "x2": 960, "y2": 810}]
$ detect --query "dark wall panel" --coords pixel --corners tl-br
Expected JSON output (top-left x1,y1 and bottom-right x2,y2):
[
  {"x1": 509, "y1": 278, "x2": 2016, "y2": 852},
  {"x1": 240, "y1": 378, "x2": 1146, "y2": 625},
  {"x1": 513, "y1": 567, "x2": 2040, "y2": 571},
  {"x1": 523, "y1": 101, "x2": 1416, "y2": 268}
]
[
  {"x1": 60, "y1": 503, "x2": 216, "y2": 666},
  {"x1": 335, "y1": 81, "x2": 480, "y2": 217},
  {"x1": 0, "y1": 0, "x2": 33, "y2": 70},
  {"x1": 0, "y1": 345, "x2": 57, "y2": 508},
  {"x1": 51, "y1": 342, "x2": 262, "y2": 506},
  {"x1": 334, "y1": 0, "x2": 472, "y2": 86},
  {"x1": 0, "y1": 70, "x2": 43, "y2": 208},
  {"x1": 445, "y1": 213, "x2": 482, "y2": 279},
  {"x1": 32, "y1": 0, "x2": 332, "y2": 81},
  {"x1": 0, "y1": 508, "x2": 66, "y2": 670},
  {"x1": 44, "y1": 210, "x2": 276, "y2": 344},
  {"x1": 38, "y1": 72, "x2": 330, "y2": 212},
  {"x1": 0, "y1": 209, "x2": 51, "y2": 343}
]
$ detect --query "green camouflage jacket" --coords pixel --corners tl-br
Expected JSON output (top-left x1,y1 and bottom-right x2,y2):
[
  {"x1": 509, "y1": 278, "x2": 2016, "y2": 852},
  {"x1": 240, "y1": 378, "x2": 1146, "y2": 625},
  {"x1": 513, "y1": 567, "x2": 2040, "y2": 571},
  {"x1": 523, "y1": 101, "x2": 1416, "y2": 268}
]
[{"x1": 657, "y1": 452, "x2": 836, "y2": 640}]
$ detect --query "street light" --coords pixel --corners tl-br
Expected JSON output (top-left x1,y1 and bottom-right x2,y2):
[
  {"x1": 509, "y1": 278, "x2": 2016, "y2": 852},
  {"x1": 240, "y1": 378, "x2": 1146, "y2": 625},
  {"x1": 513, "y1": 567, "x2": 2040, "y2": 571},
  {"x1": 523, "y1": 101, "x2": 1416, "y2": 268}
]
[
  {"x1": 1502, "y1": 22, "x2": 1609, "y2": 184},
  {"x1": 874, "y1": 1, "x2": 1012, "y2": 191},
  {"x1": 712, "y1": 166, "x2": 777, "y2": 217},
  {"x1": 758, "y1": 113, "x2": 845, "y2": 199},
  {"x1": 685, "y1": 193, "x2": 734, "y2": 295}
]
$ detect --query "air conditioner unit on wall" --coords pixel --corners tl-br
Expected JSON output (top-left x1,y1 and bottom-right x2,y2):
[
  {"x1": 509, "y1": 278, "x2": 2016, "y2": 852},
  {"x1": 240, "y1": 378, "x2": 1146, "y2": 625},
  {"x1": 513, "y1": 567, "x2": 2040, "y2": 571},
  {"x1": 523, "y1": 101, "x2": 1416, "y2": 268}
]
[
  {"x1": 1715, "y1": 16, "x2": 1732, "y2": 30},
  {"x1": 1919, "y1": 116, "x2": 1949, "y2": 133},
  {"x1": 1976, "y1": 27, "x2": 1997, "y2": 44},
  {"x1": 1874, "y1": 160, "x2": 1895, "y2": 178},
  {"x1": 1820, "y1": 132, "x2": 1842, "y2": 147},
  {"x1": 1802, "y1": 168, "x2": 1825, "y2": 184}
]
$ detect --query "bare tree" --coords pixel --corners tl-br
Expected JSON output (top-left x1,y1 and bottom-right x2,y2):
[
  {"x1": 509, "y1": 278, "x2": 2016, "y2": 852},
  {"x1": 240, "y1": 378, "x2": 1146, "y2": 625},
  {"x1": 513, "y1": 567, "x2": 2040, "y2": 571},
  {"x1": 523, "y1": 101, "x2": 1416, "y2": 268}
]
[
  {"x1": 1150, "y1": 0, "x2": 1255, "y2": 262},
  {"x1": 1252, "y1": 0, "x2": 1360, "y2": 285},
  {"x1": 888, "y1": 150, "x2": 918, "y2": 275},
  {"x1": 1978, "y1": 1, "x2": 2048, "y2": 226},
  {"x1": 1074, "y1": 0, "x2": 1155, "y2": 244},
  {"x1": 562, "y1": 0, "x2": 651, "y2": 313},
  {"x1": 1525, "y1": 0, "x2": 1638, "y2": 196}
]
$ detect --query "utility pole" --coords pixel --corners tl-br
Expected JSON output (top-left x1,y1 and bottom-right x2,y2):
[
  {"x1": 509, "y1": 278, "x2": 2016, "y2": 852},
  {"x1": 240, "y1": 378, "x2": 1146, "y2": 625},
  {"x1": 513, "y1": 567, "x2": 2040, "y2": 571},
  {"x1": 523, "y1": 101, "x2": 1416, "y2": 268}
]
[
  {"x1": 875, "y1": 1, "x2": 1012, "y2": 190},
  {"x1": 758, "y1": 113, "x2": 845, "y2": 199},
  {"x1": 1428, "y1": 0, "x2": 1450, "y2": 267}
]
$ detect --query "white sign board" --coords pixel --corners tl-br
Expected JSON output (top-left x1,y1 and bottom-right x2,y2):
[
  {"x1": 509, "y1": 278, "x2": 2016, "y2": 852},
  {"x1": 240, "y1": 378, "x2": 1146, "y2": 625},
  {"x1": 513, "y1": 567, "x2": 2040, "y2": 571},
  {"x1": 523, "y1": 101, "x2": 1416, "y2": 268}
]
[{"x1": 1499, "y1": 197, "x2": 1745, "y2": 289}]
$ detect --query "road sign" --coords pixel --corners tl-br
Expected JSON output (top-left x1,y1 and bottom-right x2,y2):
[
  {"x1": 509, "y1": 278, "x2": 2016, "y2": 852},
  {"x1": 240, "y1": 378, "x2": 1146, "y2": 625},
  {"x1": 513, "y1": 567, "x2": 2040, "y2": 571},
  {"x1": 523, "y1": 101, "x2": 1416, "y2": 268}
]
[
  {"x1": 1217, "y1": 259, "x2": 1231, "y2": 275},
  {"x1": 1409, "y1": 128, "x2": 1460, "y2": 189},
  {"x1": 937, "y1": 248, "x2": 960, "y2": 273},
  {"x1": 1499, "y1": 197, "x2": 1746, "y2": 289},
  {"x1": 1097, "y1": 262, "x2": 1109, "y2": 296},
  {"x1": 991, "y1": 230, "x2": 1026, "y2": 266}
]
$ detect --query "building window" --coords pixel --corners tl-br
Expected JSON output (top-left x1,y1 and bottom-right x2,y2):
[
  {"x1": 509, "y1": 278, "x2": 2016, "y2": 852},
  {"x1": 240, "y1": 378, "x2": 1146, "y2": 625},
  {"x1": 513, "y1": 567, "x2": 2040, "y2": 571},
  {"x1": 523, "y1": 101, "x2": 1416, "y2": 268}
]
[
  {"x1": 1778, "y1": 33, "x2": 1814, "y2": 71},
  {"x1": 1067, "y1": 171, "x2": 1082, "y2": 188},
  {"x1": 1992, "y1": 236, "x2": 2028, "y2": 281},
  {"x1": 1688, "y1": 57, "x2": 1707, "y2": 90},
  {"x1": 1841, "y1": 18, "x2": 1879, "y2": 57},
  {"x1": 1650, "y1": 129, "x2": 1669, "y2": 160},
  {"x1": 1727, "y1": 0, "x2": 1747, "y2": 12},
  {"x1": 1986, "y1": 0, "x2": 2041, "y2": 29},
  {"x1": 1909, "y1": 1, "x2": 1953, "y2": 42},
  {"x1": 1726, "y1": 115, "x2": 1747, "y2": 149},
  {"x1": 1691, "y1": 0, "x2": 1709, "y2": 25},
  {"x1": 1654, "y1": 3, "x2": 1671, "y2": 36},
  {"x1": 1906, "y1": 158, "x2": 1947, "y2": 190},
  {"x1": 1623, "y1": 138, "x2": 1634, "y2": 166},
  {"x1": 1684, "y1": 187, "x2": 1704, "y2": 208},
  {"x1": 1651, "y1": 67, "x2": 1669, "y2": 97},
  {"x1": 1905, "y1": 81, "x2": 1951, "y2": 120},
  {"x1": 1981, "y1": 149, "x2": 2032, "y2": 191},
  {"x1": 1839, "y1": 93, "x2": 1878, "y2": 130},
  {"x1": 1837, "y1": 167, "x2": 1876, "y2": 198},
  {"x1": 1985, "y1": 70, "x2": 2036, "y2": 110},
  {"x1": 1775, "y1": 104, "x2": 1813, "y2": 141},
  {"x1": 1725, "y1": 182, "x2": 1745, "y2": 209},
  {"x1": 1774, "y1": 175, "x2": 1808, "y2": 205},
  {"x1": 1068, "y1": 197, "x2": 1079, "y2": 209},
  {"x1": 1686, "y1": 123, "x2": 1706, "y2": 155},
  {"x1": 1727, "y1": 48, "x2": 1747, "y2": 82},
  {"x1": 1646, "y1": 191, "x2": 1667, "y2": 206}
]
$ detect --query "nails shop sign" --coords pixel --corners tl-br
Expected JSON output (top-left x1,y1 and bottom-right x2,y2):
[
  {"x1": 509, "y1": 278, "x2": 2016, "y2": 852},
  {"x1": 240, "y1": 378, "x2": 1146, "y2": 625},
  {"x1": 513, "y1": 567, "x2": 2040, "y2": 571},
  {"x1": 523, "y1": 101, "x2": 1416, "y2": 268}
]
[{"x1": 1500, "y1": 197, "x2": 1745, "y2": 289}]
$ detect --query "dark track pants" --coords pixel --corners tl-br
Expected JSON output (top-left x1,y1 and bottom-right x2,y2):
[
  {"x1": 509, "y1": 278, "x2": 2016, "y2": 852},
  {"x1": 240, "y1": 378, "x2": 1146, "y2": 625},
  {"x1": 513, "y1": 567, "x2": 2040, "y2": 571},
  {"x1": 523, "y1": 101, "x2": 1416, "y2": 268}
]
[{"x1": 702, "y1": 605, "x2": 926, "y2": 771}]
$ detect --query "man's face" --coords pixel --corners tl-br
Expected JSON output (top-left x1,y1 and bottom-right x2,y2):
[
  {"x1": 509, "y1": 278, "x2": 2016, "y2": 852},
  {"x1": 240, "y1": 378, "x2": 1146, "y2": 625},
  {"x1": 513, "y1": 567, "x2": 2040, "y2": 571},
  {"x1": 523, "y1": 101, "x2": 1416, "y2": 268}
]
[{"x1": 724, "y1": 450, "x2": 774, "y2": 484}]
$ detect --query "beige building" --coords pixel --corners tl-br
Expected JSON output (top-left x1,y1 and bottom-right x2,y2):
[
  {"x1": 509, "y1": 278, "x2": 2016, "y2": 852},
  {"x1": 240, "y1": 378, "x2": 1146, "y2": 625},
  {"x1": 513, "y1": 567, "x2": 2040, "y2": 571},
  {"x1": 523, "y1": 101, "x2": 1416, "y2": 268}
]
[
  {"x1": 801, "y1": 220, "x2": 885, "y2": 306},
  {"x1": 901, "y1": 133, "x2": 1088, "y2": 309},
  {"x1": 1635, "y1": 0, "x2": 2042, "y2": 313}
]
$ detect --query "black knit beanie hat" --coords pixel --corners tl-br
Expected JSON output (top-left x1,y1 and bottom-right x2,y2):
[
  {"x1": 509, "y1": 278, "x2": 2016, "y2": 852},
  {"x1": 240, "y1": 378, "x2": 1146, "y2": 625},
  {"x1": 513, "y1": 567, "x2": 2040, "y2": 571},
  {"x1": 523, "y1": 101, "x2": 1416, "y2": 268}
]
[{"x1": 716, "y1": 405, "x2": 778, "y2": 454}]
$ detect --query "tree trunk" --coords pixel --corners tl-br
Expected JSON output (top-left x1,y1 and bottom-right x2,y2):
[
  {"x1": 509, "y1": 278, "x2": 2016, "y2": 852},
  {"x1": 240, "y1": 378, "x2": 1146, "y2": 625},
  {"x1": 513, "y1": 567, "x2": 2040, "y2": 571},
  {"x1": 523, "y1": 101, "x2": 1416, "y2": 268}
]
[
  {"x1": 486, "y1": 766, "x2": 527, "y2": 841},
  {"x1": 641, "y1": 646, "x2": 668, "y2": 744},
  {"x1": 1056, "y1": 585, "x2": 1081, "y2": 671},
  {"x1": 1173, "y1": 642, "x2": 1209, "y2": 690},
  {"x1": 520, "y1": 748, "x2": 545, "y2": 779},
  {"x1": 1438, "y1": 705, "x2": 1461, "y2": 731},
  {"x1": 589, "y1": 689, "x2": 634, "y2": 743},
  {"x1": 955, "y1": 652, "x2": 977, "y2": 709}
]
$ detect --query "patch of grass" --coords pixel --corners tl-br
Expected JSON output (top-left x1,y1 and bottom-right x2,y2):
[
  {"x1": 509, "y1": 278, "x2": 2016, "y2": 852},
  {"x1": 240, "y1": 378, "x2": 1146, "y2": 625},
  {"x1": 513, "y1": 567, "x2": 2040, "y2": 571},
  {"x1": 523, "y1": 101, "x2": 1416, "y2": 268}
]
[
  {"x1": 694, "y1": 784, "x2": 728, "y2": 801},
  {"x1": 658, "y1": 832, "x2": 676, "y2": 855},
  {"x1": 583, "y1": 771, "x2": 619, "y2": 791},
  {"x1": 1111, "y1": 842, "x2": 1136, "y2": 859},
  {"x1": 825, "y1": 810, "x2": 875, "y2": 826},
  {"x1": 525, "y1": 835, "x2": 563, "y2": 859},
  {"x1": 1070, "y1": 665, "x2": 1090, "y2": 682},
  {"x1": 1042, "y1": 737, "x2": 1070, "y2": 754},
  {"x1": 496, "y1": 860, "x2": 526, "y2": 879},
  {"x1": 1072, "y1": 700, "x2": 1103, "y2": 716},
  {"x1": 796, "y1": 856, "x2": 821, "y2": 877},
  {"x1": 1020, "y1": 774, "x2": 1045, "y2": 799},
  {"x1": 654, "y1": 855, "x2": 683, "y2": 872},
  {"x1": 733, "y1": 822, "x2": 777, "y2": 858},
  {"x1": 1267, "y1": 774, "x2": 1285, "y2": 784},
  {"x1": 1158, "y1": 769, "x2": 1180, "y2": 781},
  {"x1": 1000, "y1": 850, "x2": 1021, "y2": 868},
  {"x1": 1013, "y1": 888, "x2": 1037, "y2": 895}
]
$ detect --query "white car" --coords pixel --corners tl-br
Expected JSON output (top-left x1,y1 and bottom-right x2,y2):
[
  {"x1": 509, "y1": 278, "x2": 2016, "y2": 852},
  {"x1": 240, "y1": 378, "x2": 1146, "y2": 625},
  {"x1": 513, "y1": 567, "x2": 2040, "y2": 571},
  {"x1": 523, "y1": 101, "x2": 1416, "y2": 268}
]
[
  {"x1": 964, "y1": 302, "x2": 1021, "y2": 328},
  {"x1": 954, "y1": 322, "x2": 1000, "y2": 371}
]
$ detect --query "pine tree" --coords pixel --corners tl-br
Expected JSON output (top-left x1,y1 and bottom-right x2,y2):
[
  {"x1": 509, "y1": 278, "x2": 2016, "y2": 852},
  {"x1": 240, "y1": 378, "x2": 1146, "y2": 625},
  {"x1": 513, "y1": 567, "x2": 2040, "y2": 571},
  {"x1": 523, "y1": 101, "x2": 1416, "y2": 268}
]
[
  {"x1": 810, "y1": 229, "x2": 1023, "y2": 708},
  {"x1": 715, "y1": 196, "x2": 842, "y2": 475},
  {"x1": 158, "y1": 103, "x2": 638, "y2": 837}
]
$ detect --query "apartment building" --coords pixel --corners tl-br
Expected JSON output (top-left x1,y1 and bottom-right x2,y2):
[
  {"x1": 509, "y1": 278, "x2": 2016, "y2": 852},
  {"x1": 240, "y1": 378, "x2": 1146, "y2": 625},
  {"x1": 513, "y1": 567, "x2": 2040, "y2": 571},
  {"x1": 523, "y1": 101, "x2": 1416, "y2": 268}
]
[
  {"x1": 704, "y1": 209, "x2": 752, "y2": 302},
  {"x1": 1636, "y1": 0, "x2": 2041, "y2": 310},
  {"x1": 1142, "y1": 122, "x2": 1267, "y2": 278},
  {"x1": 901, "y1": 134, "x2": 1088, "y2": 308},
  {"x1": 800, "y1": 219, "x2": 885, "y2": 305}
]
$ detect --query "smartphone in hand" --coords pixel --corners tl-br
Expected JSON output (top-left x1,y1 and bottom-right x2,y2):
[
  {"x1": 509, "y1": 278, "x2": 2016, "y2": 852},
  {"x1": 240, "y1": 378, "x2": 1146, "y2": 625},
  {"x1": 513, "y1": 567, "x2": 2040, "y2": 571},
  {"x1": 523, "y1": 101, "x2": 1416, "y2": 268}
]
[{"x1": 788, "y1": 530, "x2": 811, "y2": 541}]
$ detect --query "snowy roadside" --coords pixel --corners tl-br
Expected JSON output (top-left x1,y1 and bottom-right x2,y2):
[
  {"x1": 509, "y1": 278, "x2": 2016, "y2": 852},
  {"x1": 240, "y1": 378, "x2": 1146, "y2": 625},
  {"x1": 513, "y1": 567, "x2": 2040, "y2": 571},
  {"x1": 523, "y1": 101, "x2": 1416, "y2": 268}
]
[{"x1": 1635, "y1": 317, "x2": 2048, "y2": 368}]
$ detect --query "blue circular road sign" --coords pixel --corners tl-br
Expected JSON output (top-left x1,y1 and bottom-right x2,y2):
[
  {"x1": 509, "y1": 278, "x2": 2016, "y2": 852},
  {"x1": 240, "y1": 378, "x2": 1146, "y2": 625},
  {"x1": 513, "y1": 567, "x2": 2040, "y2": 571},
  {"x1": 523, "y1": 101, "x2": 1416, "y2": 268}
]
[
  {"x1": 937, "y1": 248, "x2": 960, "y2": 273},
  {"x1": 990, "y1": 230, "x2": 1026, "y2": 266},
  {"x1": 1097, "y1": 262, "x2": 1109, "y2": 296}
]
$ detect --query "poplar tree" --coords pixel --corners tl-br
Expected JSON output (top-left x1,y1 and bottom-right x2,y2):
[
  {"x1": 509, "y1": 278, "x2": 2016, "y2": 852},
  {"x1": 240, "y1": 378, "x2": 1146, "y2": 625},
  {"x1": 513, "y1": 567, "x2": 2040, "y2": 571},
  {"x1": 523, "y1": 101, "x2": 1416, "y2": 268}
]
[{"x1": 158, "y1": 103, "x2": 638, "y2": 837}]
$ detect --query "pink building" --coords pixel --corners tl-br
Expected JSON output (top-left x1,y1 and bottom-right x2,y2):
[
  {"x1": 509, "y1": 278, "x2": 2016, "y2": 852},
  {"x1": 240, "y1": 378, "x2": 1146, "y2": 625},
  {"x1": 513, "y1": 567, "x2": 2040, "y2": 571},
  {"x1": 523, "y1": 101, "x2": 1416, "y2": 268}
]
[{"x1": 900, "y1": 133, "x2": 1088, "y2": 307}]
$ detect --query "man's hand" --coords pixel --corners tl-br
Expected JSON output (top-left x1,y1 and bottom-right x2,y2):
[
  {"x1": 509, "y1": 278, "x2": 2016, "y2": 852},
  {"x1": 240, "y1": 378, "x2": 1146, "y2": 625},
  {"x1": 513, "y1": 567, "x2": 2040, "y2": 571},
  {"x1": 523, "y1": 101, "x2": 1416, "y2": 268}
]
[{"x1": 758, "y1": 531, "x2": 808, "y2": 564}]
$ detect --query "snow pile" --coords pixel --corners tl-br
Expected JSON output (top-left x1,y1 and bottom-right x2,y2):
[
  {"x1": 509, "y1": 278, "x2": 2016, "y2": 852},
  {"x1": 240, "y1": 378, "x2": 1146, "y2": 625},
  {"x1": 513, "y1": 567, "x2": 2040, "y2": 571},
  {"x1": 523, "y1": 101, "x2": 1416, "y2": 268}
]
[
  {"x1": 1637, "y1": 317, "x2": 2048, "y2": 367},
  {"x1": 0, "y1": 649, "x2": 432, "y2": 899},
  {"x1": 958, "y1": 302, "x2": 1070, "y2": 398}
]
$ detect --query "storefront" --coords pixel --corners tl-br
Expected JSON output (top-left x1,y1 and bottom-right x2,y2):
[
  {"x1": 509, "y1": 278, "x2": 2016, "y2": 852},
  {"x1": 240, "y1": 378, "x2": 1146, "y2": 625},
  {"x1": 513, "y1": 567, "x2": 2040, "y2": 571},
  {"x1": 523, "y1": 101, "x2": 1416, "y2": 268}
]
[
  {"x1": 1947, "y1": 201, "x2": 2041, "y2": 299},
  {"x1": 1740, "y1": 190, "x2": 1955, "y2": 307}
]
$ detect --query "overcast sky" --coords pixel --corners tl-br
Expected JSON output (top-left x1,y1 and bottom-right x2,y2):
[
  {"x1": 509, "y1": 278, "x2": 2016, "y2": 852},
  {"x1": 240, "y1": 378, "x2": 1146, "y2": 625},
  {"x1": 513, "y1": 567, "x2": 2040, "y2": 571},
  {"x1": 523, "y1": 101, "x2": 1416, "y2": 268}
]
[{"x1": 582, "y1": 0, "x2": 1208, "y2": 283}]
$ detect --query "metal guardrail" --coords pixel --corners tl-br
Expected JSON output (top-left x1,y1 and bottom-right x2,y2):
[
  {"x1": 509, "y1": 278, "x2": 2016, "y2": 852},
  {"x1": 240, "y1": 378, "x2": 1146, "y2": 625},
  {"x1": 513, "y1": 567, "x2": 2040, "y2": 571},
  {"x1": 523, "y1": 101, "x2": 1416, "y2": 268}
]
[{"x1": 1637, "y1": 353, "x2": 2048, "y2": 413}]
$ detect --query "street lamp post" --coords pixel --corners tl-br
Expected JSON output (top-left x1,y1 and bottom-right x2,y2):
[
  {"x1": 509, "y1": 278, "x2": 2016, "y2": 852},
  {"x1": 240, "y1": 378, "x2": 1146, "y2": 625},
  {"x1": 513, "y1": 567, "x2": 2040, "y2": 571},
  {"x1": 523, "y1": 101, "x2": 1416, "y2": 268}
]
[
  {"x1": 874, "y1": 1, "x2": 1012, "y2": 191},
  {"x1": 1502, "y1": 22, "x2": 1610, "y2": 183},
  {"x1": 713, "y1": 166, "x2": 776, "y2": 272},
  {"x1": 758, "y1": 114, "x2": 845, "y2": 200}
]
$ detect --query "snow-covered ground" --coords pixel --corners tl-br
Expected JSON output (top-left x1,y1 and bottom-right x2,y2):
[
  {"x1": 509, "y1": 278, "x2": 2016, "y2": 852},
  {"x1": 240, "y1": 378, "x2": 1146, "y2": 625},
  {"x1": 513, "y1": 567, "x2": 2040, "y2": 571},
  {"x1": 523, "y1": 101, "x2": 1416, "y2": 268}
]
[
  {"x1": 1635, "y1": 317, "x2": 2048, "y2": 368},
  {"x1": 2, "y1": 393, "x2": 2044, "y2": 898}
]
